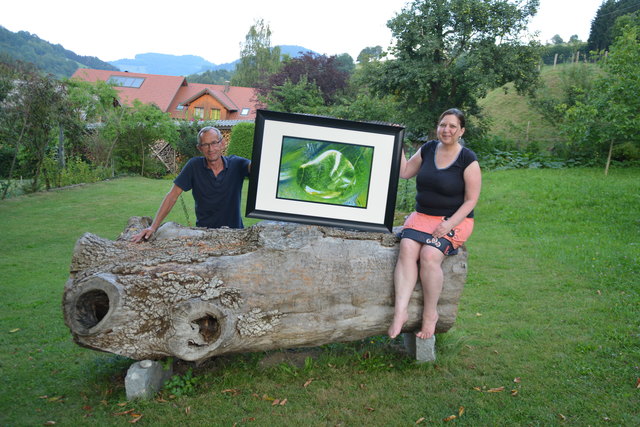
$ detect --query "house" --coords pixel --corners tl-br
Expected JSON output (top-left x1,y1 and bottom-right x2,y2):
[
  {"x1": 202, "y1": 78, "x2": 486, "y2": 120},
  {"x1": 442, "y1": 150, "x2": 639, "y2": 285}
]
[
  {"x1": 71, "y1": 68, "x2": 263, "y2": 173},
  {"x1": 71, "y1": 68, "x2": 262, "y2": 123}
]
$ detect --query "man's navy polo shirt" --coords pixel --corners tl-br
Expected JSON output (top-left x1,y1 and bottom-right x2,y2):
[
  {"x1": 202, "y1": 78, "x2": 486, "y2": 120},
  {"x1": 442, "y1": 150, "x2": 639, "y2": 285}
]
[{"x1": 174, "y1": 156, "x2": 250, "y2": 229}]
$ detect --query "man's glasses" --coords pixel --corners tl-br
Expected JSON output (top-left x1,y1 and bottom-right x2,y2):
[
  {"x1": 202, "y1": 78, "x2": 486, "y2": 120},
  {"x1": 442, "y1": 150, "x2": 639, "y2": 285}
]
[{"x1": 198, "y1": 139, "x2": 223, "y2": 149}]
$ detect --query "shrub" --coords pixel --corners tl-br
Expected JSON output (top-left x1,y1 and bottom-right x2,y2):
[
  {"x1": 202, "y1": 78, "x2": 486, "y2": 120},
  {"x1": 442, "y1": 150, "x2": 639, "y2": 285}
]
[
  {"x1": 42, "y1": 156, "x2": 110, "y2": 189},
  {"x1": 173, "y1": 121, "x2": 202, "y2": 161},
  {"x1": 227, "y1": 122, "x2": 255, "y2": 160}
]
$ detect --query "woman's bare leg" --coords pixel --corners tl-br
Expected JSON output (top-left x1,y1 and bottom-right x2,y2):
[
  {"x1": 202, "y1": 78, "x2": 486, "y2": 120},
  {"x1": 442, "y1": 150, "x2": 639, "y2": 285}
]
[
  {"x1": 388, "y1": 238, "x2": 422, "y2": 338},
  {"x1": 416, "y1": 245, "x2": 445, "y2": 339}
]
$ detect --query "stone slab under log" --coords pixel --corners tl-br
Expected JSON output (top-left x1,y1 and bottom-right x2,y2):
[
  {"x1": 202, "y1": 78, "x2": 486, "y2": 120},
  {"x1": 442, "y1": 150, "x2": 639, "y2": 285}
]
[
  {"x1": 63, "y1": 217, "x2": 468, "y2": 362},
  {"x1": 402, "y1": 333, "x2": 436, "y2": 363}
]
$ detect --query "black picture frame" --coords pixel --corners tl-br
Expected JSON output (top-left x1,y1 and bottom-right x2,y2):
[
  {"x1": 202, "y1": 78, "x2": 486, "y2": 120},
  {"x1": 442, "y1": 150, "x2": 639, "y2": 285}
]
[{"x1": 246, "y1": 110, "x2": 405, "y2": 233}]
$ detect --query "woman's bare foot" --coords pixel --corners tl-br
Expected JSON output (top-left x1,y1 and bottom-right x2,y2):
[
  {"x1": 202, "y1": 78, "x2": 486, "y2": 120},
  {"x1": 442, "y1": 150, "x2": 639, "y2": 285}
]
[
  {"x1": 416, "y1": 312, "x2": 438, "y2": 339},
  {"x1": 388, "y1": 311, "x2": 409, "y2": 339}
]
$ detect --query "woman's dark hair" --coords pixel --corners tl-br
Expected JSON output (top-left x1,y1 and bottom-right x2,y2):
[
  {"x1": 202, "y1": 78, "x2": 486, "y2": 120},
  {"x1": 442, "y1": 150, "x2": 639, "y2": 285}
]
[{"x1": 439, "y1": 108, "x2": 466, "y2": 129}]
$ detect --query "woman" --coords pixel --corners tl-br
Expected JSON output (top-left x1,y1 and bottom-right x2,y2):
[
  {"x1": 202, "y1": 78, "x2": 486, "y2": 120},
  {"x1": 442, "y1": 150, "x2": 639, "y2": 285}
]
[{"x1": 388, "y1": 109, "x2": 481, "y2": 340}]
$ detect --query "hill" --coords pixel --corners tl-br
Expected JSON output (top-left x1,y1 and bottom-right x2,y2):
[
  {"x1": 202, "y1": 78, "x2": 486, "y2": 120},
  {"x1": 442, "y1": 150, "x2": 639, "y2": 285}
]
[
  {"x1": 0, "y1": 26, "x2": 118, "y2": 78},
  {"x1": 109, "y1": 45, "x2": 317, "y2": 76},
  {"x1": 478, "y1": 63, "x2": 590, "y2": 149}
]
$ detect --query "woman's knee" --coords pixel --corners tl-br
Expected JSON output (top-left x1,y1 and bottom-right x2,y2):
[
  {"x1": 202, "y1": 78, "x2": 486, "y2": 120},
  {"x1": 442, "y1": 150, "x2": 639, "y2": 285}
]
[
  {"x1": 398, "y1": 238, "x2": 421, "y2": 261},
  {"x1": 419, "y1": 245, "x2": 445, "y2": 267}
]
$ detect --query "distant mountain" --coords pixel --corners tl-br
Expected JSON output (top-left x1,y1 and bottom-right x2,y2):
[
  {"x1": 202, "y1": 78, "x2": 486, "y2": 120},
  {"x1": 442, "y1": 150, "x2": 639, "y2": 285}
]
[
  {"x1": 0, "y1": 26, "x2": 118, "y2": 78},
  {"x1": 278, "y1": 45, "x2": 317, "y2": 58},
  {"x1": 109, "y1": 45, "x2": 318, "y2": 76},
  {"x1": 109, "y1": 53, "x2": 234, "y2": 76}
]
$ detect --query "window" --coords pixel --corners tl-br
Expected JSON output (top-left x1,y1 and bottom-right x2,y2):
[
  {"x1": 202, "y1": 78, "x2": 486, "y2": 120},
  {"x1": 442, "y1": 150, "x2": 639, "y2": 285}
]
[
  {"x1": 107, "y1": 76, "x2": 145, "y2": 88},
  {"x1": 176, "y1": 104, "x2": 184, "y2": 111},
  {"x1": 209, "y1": 109, "x2": 221, "y2": 120},
  {"x1": 240, "y1": 108, "x2": 250, "y2": 116},
  {"x1": 194, "y1": 107, "x2": 204, "y2": 119}
]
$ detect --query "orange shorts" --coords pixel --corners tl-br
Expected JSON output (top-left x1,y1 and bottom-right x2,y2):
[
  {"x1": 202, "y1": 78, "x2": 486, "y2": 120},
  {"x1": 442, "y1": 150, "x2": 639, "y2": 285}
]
[{"x1": 401, "y1": 212, "x2": 474, "y2": 251}]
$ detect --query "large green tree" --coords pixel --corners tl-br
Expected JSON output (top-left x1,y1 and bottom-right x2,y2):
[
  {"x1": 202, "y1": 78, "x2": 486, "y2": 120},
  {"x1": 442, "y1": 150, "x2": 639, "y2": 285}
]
[
  {"x1": 232, "y1": 19, "x2": 282, "y2": 87},
  {"x1": 370, "y1": 0, "x2": 541, "y2": 137}
]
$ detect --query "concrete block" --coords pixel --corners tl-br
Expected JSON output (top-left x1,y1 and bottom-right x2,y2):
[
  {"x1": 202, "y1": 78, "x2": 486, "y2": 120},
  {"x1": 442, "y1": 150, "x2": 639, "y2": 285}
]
[
  {"x1": 402, "y1": 333, "x2": 436, "y2": 363},
  {"x1": 125, "y1": 359, "x2": 173, "y2": 400}
]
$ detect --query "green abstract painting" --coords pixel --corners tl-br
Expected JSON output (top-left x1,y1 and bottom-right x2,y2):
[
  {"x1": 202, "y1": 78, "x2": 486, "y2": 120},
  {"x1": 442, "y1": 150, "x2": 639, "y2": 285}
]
[{"x1": 276, "y1": 136, "x2": 374, "y2": 208}]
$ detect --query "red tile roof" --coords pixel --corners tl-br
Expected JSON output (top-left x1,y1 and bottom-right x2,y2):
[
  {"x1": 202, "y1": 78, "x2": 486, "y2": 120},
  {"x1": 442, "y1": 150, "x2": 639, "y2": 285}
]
[{"x1": 71, "y1": 68, "x2": 262, "y2": 120}]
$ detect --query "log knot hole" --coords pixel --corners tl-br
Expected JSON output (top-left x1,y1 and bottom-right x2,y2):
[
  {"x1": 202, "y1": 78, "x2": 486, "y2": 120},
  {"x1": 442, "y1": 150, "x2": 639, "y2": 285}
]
[
  {"x1": 190, "y1": 315, "x2": 221, "y2": 347},
  {"x1": 75, "y1": 289, "x2": 110, "y2": 330}
]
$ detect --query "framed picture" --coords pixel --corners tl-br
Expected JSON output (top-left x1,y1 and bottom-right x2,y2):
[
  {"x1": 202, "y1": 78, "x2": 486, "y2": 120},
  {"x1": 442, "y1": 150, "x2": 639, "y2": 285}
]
[{"x1": 246, "y1": 110, "x2": 405, "y2": 233}]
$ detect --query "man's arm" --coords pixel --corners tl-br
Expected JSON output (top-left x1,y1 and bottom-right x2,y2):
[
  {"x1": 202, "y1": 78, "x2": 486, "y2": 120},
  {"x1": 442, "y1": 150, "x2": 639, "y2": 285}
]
[{"x1": 131, "y1": 184, "x2": 184, "y2": 242}]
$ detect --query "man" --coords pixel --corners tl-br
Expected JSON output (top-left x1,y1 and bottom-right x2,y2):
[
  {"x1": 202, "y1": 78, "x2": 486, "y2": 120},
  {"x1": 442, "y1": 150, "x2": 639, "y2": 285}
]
[{"x1": 132, "y1": 126, "x2": 251, "y2": 242}]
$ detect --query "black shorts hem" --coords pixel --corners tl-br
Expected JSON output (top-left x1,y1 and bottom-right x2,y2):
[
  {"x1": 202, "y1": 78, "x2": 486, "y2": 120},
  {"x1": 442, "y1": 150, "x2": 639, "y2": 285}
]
[{"x1": 398, "y1": 228, "x2": 458, "y2": 256}]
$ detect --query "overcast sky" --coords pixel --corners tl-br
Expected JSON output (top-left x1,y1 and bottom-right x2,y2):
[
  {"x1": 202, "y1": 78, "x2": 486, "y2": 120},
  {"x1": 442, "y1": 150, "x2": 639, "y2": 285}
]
[{"x1": 2, "y1": 0, "x2": 604, "y2": 65}]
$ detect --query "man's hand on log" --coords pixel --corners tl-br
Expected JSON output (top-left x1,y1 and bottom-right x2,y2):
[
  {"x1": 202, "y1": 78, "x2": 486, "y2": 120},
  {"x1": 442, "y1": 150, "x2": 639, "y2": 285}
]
[{"x1": 131, "y1": 227, "x2": 155, "y2": 243}]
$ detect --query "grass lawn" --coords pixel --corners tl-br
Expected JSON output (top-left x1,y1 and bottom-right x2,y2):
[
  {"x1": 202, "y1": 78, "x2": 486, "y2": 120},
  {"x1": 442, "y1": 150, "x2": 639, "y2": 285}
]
[{"x1": 1, "y1": 169, "x2": 638, "y2": 426}]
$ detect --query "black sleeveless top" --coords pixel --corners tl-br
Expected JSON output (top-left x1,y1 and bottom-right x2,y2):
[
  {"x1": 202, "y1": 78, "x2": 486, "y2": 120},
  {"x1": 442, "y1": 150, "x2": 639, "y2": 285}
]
[{"x1": 414, "y1": 140, "x2": 478, "y2": 218}]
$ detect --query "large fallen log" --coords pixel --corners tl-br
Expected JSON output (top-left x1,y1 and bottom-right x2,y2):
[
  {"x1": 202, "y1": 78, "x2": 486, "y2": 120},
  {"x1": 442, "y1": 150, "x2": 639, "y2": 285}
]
[{"x1": 63, "y1": 217, "x2": 468, "y2": 362}]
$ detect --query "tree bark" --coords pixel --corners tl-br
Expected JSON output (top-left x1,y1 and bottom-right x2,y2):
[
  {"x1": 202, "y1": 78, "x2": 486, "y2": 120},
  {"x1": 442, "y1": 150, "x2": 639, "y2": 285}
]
[
  {"x1": 63, "y1": 218, "x2": 468, "y2": 362},
  {"x1": 604, "y1": 139, "x2": 613, "y2": 176}
]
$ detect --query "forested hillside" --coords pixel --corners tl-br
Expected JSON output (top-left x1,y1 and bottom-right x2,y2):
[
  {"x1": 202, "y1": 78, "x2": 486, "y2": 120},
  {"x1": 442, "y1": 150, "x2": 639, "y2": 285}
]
[{"x1": 0, "y1": 26, "x2": 117, "y2": 77}]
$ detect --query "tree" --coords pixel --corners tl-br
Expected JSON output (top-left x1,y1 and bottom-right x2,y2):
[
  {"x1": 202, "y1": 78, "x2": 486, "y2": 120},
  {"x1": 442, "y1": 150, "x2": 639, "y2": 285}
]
[
  {"x1": 186, "y1": 69, "x2": 234, "y2": 85},
  {"x1": 562, "y1": 22, "x2": 640, "y2": 174},
  {"x1": 587, "y1": 0, "x2": 640, "y2": 52},
  {"x1": 540, "y1": 38, "x2": 588, "y2": 65},
  {"x1": 334, "y1": 53, "x2": 356, "y2": 74},
  {"x1": 260, "y1": 75, "x2": 325, "y2": 114},
  {"x1": 357, "y1": 46, "x2": 383, "y2": 63},
  {"x1": 110, "y1": 100, "x2": 178, "y2": 176},
  {"x1": 326, "y1": 61, "x2": 399, "y2": 123},
  {"x1": 63, "y1": 78, "x2": 119, "y2": 161},
  {"x1": 0, "y1": 62, "x2": 69, "y2": 196},
  {"x1": 260, "y1": 52, "x2": 350, "y2": 106},
  {"x1": 370, "y1": 0, "x2": 541, "y2": 137},
  {"x1": 232, "y1": 19, "x2": 281, "y2": 87},
  {"x1": 551, "y1": 34, "x2": 564, "y2": 45}
]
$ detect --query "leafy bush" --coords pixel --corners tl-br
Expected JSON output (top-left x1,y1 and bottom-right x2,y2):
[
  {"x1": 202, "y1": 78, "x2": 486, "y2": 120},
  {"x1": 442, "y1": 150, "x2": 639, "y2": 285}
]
[
  {"x1": 42, "y1": 156, "x2": 110, "y2": 189},
  {"x1": 162, "y1": 368, "x2": 201, "y2": 397},
  {"x1": 173, "y1": 121, "x2": 202, "y2": 161},
  {"x1": 227, "y1": 122, "x2": 255, "y2": 160},
  {"x1": 477, "y1": 149, "x2": 570, "y2": 170}
]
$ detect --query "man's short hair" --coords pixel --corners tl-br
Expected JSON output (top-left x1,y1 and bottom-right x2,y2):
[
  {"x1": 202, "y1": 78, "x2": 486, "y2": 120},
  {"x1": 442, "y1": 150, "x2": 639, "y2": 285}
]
[{"x1": 197, "y1": 126, "x2": 223, "y2": 144}]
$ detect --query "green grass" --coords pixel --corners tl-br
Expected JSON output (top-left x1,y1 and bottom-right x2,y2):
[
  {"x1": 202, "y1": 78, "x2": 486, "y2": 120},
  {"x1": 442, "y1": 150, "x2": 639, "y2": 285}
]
[{"x1": 1, "y1": 170, "x2": 639, "y2": 426}]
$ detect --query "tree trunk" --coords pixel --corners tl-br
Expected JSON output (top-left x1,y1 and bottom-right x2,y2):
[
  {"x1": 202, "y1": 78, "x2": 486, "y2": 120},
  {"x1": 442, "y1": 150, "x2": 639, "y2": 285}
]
[
  {"x1": 1, "y1": 116, "x2": 27, "y2": 200},
  {"x1": 63, "y1": 218, "x2": 468, "y2": 362},
  {"x1": 604, "y1": 139, "x2": 613, "y2": 176}
]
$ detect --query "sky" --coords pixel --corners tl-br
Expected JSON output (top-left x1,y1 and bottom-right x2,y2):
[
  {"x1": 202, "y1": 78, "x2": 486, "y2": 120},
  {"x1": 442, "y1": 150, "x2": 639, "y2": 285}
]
[{"x1": 2, "y1": 0, "x2": 604, "y2": 65}]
